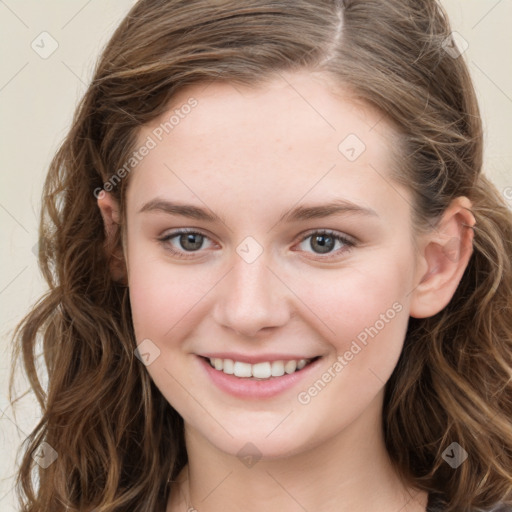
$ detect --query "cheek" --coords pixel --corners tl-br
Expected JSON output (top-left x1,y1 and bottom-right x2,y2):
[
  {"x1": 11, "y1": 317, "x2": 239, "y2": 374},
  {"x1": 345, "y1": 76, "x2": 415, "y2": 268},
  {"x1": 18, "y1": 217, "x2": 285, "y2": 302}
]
[
  {"x1": 297, "y1": 252, "x2": 412, "y2": 341},
  {"x1": 127, "y1": 245, "x2": 213, "y2": 341},
  {"x1": 288, "y1": 269, "x2": 411, "y2": 446},
  {"x1": 291, "y1": 249, "x2": 414, "y2": 401}
]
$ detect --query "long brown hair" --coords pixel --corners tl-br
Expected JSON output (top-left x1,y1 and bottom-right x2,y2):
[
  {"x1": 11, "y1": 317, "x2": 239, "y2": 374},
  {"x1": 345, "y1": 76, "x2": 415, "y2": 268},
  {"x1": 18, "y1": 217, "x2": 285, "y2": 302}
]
[{"x1": 10, "y1": 0, "x2": 512, "y2": 510}]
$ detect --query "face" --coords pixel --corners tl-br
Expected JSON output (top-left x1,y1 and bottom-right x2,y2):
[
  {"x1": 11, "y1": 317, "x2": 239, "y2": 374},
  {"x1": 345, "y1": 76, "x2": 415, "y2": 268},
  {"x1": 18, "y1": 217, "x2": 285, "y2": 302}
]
[{"x1": 123, "y1": 71, "x2": 424, "y2": 459}]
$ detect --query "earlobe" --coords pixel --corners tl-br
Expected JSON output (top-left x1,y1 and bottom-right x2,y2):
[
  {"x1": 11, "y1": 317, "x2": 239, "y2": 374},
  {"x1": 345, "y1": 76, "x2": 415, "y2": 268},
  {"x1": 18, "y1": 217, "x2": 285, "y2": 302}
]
[
  {"x1": 97, "y1": 191, "x2": 127, "y2": 283},
  {"x1": 409, "y1": 197, "x2": 475, "y2": 319}
]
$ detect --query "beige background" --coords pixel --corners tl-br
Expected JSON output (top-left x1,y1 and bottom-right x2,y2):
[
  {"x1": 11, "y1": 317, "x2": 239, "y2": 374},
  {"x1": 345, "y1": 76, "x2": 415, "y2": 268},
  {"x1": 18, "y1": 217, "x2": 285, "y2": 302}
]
[{"x1": 1, "y1": 1, "x2": 511, "y2": 510}]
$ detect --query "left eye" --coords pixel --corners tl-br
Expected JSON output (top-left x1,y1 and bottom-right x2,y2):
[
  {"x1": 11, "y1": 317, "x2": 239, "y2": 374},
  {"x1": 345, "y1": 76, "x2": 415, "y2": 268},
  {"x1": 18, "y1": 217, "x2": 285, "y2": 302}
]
[
  {"x1": 296, "y1": 230, "x2": 354, "y2": 257},
  {"x1": 158, "y1": 229, "x2": 354, "y2": 259}
]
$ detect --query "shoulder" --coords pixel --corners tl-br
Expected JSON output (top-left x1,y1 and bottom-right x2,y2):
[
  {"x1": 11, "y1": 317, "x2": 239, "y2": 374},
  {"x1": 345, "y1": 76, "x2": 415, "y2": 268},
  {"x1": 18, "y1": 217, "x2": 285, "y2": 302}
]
[
  {"x1": 427, "y1": 505, "x2": 512, "y2": 512},
  {"x1": 427, "y1": 493, "x2": 512, "y2": 512}
]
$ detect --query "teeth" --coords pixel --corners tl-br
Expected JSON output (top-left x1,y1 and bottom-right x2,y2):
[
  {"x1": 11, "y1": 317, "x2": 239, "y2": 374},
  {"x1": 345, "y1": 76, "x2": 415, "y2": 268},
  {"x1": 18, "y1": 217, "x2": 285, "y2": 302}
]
[
  {"x1": 271, "y1": 361, "x2": 285, "y2": 377},
  {"x1": 208, "y1": 357, "x2": 313, "y2": 379},
  {"x1": 223, "y1": 359, "x2": 234, "y2": 374},
  {"x1": 284, "y1": 360, "x2": 297, "y2": 374},
  {"x1": 233, "y1": 361, "x2": 252, "y2": 378},
  {"x1": 252, "y1": 362, "x2": 271, "y2": 379}
]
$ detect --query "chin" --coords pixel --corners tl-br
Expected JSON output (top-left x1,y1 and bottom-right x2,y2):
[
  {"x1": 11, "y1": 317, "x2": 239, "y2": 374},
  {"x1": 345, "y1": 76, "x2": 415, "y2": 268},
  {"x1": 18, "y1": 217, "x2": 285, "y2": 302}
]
[{"x1": 187, "y1": 412, "x2": 325, "y2": 463}]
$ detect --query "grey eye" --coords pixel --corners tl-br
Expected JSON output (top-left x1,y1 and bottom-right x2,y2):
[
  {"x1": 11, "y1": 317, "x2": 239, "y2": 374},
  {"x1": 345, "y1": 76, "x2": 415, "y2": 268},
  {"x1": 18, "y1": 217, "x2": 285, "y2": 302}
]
[
  {"x1": 309, "y1": 233, "x2": 336, "y2": 254},
  {"x1": 177, "y1": 233, "x2": 205, "y2": 251}
]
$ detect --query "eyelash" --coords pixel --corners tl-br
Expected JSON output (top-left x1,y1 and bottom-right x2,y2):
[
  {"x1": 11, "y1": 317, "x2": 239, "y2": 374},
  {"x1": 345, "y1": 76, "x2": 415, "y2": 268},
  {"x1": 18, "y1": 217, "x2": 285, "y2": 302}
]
[{"x1": 157, "y1": 228, "x2": 356, "y2": 261}]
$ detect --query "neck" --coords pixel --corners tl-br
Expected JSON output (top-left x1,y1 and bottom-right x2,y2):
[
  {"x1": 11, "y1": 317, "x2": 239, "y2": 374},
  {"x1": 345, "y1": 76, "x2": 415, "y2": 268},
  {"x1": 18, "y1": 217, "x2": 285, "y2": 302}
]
[{"x1": 167, "y1": 392, "x2": 428, "y2": 512}]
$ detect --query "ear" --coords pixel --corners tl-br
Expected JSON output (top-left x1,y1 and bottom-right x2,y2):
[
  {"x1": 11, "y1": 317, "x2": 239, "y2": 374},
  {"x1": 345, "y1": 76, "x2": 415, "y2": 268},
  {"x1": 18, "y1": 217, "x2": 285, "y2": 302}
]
[
  {"x1": 409, "y1": 196, "x2": 476, "y2": 319},
  {"x1": 97, "y1": 191, "x2": 127, "y2": 283}
]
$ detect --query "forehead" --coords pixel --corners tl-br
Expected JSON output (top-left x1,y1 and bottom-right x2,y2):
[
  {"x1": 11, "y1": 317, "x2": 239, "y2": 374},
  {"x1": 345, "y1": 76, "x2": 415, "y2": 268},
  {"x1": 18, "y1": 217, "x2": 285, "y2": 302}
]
[{"x1": 128, "y1": 71, "x2": 405, "y2": 220}]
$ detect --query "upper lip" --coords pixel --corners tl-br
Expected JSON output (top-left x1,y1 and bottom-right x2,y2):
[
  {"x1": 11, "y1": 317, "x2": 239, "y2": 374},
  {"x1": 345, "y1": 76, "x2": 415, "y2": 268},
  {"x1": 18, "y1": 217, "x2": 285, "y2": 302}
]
[{"x1": 198, "y1": 353, "x2": 321, "y2": 364}]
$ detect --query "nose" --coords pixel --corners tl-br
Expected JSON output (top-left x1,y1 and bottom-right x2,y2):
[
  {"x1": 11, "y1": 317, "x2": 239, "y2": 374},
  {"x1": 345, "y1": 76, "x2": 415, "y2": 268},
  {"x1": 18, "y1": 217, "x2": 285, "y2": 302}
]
[{"x1": 212, "y1": 252, "x2": 292, "y2": 338}]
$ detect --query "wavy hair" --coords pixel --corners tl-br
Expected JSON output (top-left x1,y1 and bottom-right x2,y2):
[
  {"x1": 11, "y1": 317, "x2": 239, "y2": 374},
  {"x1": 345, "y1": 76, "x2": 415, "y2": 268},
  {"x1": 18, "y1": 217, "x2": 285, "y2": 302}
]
[{"x1": 10, "y1": 0, "x2": 512, "y2": 510}]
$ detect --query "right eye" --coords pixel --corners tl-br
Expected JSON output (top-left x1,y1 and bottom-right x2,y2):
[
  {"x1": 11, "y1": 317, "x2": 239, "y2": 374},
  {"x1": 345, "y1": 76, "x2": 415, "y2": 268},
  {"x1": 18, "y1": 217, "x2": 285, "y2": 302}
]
[{"x1": 158, "y1": 229, "x2": 216, "y2": 259}]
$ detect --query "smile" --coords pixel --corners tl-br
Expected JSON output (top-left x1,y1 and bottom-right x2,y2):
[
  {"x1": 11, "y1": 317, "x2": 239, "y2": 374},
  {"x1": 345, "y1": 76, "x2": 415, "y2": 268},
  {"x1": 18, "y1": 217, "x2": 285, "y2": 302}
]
[
  {"x1": 198, "y1": 354, "x2": 323, "y2": 399},
  {"x1": 207, "y1": 357, "x2": 314, "y2": 379}
]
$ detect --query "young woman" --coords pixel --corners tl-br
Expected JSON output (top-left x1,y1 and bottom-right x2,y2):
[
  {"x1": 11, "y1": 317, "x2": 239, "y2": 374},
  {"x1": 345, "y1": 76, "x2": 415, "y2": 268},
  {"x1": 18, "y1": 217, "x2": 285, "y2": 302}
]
[{"x1": 11, "y1": 1, "x2": 512, "y2": 511}]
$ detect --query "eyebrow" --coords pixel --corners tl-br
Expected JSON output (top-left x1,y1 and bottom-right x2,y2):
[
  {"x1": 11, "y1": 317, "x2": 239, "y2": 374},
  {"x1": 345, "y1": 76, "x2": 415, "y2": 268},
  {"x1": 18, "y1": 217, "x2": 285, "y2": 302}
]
[{"x1": 138, "y1": 198, "x2": 379, "y2": 224}]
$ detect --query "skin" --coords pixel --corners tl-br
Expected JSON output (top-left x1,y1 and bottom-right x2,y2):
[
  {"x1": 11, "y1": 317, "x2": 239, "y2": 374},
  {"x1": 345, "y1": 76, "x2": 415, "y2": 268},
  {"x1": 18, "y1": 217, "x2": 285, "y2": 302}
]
[{"x1": 98, "y1": 71, "x2": 475, "y2": 512}]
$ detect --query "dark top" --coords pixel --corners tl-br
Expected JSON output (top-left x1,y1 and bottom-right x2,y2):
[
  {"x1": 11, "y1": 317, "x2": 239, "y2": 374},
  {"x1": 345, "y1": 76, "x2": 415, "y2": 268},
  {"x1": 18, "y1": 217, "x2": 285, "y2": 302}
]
[{"x1": 427, "y1": 492, "x2": 512, "y2": 512}]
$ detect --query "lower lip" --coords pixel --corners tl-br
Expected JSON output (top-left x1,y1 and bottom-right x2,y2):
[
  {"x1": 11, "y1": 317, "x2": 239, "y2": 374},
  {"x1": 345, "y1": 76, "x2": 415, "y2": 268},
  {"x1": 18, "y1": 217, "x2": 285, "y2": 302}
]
[{"x1": 198, "y1": 356, "x2": 322, "y2": 399}]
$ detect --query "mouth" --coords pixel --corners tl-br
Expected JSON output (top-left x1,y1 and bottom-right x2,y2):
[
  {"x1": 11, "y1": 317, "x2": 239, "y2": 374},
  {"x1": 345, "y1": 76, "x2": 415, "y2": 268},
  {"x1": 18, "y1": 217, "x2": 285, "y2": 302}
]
[
  {"x1": 198, "y1": 354, "x2": 324, "y2": 399},
  {"x1": 201, "y1": 356, "x2": 321, "y2": 380}
]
